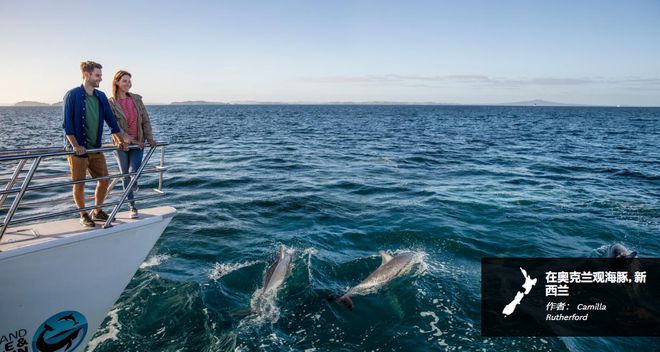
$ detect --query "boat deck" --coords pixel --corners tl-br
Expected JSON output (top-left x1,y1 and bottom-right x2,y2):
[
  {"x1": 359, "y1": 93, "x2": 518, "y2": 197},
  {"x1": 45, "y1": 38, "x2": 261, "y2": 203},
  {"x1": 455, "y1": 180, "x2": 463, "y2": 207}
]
[{"x1": 0, "y1": 206, "x2": 176, "y2": 252}]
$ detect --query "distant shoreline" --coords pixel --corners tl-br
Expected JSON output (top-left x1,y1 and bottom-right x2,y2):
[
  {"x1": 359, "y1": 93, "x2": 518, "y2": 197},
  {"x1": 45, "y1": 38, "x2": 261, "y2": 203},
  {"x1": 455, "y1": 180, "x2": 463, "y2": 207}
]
[{"x1": 2, "y1": 99, "x2": 658, "y2": 108}]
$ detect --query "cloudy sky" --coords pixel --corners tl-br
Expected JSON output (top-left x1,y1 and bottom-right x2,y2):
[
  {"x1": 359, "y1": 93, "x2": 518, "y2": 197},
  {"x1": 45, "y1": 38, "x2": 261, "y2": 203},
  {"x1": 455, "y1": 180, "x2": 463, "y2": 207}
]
[{"x1": 1, "y1": 0, "x2": 659, "y2": 106}]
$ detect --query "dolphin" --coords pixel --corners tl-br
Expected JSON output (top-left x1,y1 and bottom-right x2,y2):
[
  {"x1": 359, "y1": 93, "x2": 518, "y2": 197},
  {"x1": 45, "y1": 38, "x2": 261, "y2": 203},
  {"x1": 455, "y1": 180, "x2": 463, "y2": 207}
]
[
  {"x1": 262, "y1": 245, "x2": 294, "y2": 294},
  {"x1": 607, "y1": 243, "x2": 637, "y2": 258},
  {"x1": 329, "y1": 251, "x2": 417, "y2": 311},
  {"x1": 57, "y1": 313, "x2": 78, "y2": 325},
  {"x1": 231, "y1": 245, "x2": 294, "y2": 318}
]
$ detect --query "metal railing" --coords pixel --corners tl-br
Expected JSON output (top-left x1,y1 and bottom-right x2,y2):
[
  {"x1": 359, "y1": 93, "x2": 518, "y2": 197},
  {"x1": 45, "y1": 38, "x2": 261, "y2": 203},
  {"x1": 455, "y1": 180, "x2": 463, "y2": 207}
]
[{"x1": 0, "y1": 143, "x2": 168, "y2": 240}]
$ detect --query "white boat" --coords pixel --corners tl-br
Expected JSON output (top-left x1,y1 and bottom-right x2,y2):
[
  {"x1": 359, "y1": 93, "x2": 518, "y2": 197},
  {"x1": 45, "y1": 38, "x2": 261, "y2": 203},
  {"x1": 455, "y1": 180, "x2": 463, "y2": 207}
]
[{"x1": 0, "y1": 145, "x2": 175, "y2": 352}]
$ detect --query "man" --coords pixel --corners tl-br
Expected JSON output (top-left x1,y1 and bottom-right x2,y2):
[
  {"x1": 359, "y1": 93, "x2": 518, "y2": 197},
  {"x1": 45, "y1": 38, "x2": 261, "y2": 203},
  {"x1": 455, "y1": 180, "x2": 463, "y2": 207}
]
[{"x1": 63, "y1": 61, "x2": 124, "y2": 227}]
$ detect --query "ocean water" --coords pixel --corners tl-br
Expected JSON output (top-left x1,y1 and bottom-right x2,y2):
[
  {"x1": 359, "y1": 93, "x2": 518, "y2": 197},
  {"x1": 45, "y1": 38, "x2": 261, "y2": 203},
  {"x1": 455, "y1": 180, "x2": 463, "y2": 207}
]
[{"x1": 1, "y1": 105, "x2": 659, "y2": 351}]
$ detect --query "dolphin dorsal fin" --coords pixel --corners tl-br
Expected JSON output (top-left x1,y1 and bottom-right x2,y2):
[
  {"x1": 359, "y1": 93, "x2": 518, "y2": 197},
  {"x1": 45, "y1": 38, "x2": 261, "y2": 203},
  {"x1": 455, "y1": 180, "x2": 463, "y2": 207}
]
[{"x1": 379, "y1": 251, "x2": 393, "y2": 265}]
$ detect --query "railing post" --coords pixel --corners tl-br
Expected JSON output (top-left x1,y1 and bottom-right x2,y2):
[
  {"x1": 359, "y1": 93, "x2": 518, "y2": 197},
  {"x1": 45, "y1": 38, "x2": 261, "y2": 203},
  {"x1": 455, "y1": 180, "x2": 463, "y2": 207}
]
[
  {"x1": 103, "y1": 146, "x2": 158, "y2": 228},
  {"x1": 0, "y1": 157, "x2": 41, "y2": 240},
  {"x1": 158, "y1": 146, "x2": 164, "y2": 192},
  {"x1": 0, "y1": 159, "x2": 27, "y2": 209}
]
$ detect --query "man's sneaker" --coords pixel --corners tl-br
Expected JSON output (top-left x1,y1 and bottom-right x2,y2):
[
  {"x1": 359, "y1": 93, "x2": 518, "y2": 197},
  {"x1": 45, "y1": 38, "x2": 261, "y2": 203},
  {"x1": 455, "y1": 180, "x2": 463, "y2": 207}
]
[
  {"x1": 80, "y1": 213, "x2": 95, "y2": 227},
  {"x1": 91, "y1": 209, "x2": 109, "y2": 222},
  {"x1": 129, "y1": 206, "x2": 139, "y2": 219}
]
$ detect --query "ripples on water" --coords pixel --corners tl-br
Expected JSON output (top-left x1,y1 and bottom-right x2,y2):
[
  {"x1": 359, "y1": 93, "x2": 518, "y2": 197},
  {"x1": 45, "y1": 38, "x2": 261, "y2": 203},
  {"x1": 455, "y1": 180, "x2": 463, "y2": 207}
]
[{"x1": 1, "y1": 105, "x2": 659, "y2": 351}]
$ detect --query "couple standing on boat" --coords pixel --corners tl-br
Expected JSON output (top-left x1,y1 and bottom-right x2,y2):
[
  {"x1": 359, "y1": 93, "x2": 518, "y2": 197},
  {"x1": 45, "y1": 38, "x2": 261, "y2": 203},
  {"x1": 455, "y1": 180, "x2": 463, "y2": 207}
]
[{"x1": 62, "y1": 60, "x2": 156, "y2": 227}]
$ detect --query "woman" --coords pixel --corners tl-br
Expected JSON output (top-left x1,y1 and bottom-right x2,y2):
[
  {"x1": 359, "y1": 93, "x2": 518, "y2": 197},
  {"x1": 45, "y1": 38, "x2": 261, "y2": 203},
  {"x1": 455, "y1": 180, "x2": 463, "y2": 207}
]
[{"x1": 109, "y1": 70, "x2": 156, "y2": 218}]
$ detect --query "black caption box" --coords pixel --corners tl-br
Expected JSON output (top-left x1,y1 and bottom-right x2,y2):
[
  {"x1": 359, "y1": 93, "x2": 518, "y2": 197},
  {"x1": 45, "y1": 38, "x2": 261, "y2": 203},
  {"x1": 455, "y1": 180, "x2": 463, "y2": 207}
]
[{"x1": 481, "y1": 258, "x2": 660, "y2": 336}]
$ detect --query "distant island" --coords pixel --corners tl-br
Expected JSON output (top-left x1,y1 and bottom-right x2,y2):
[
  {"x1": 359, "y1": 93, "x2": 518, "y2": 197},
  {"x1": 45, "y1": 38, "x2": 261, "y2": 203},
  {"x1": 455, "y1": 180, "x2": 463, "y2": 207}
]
[
  {"x1": 13, "y1": 101, "x2": 51, "y2": 107},
  {"x1": 170, "y1": 99, "x2": 587, "y2": 106},
  {"x1": 498, "y1": 99, "x2": 583, "y2": 107},
  {"x1": 169, "y1": 100, "x2": 469, "y2": 106},
  {"x1": 12, "y1": 101, "x2": 63, "y2": 107},
  {"x1": 170, "y1": 100, "x2": 228, "y2": 105}
]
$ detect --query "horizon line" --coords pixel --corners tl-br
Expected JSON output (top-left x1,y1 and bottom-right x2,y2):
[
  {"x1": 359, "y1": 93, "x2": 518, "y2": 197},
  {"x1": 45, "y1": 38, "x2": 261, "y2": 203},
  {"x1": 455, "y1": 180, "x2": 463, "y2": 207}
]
[{"x1": 3, "y1": 99, "x2": 659, "y2": 108}]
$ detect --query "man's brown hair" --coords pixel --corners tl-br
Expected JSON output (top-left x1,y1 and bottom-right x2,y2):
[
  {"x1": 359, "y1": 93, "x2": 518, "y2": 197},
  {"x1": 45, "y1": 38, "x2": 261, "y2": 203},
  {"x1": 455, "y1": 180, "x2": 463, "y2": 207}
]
[{"x1": 80, "y1": 61, "x2": 102, "y2": 76}]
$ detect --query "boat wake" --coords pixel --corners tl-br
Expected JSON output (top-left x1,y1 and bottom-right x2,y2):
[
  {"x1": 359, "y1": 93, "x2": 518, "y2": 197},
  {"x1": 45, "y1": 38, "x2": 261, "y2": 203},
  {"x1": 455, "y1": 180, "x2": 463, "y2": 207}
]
[
  {"x1": 209, "y1": 260, "x2": 262, "y2": 281},
  {"x1": 139, "y1": 254, "x2": 171, "y2": 269},
  {"x1": 86, "y1": 308, "x2": 121, "y2": 351}
]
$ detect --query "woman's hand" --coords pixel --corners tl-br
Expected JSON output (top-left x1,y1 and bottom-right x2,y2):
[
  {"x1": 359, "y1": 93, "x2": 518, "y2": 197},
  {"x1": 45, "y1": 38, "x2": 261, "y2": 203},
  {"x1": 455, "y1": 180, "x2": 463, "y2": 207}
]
[
  {"x1": 122, "y1": 133, "x2": 132, "y2": 144},
  {"x1": 129, "y1": 137, "x2": 144, "y2": 149}
]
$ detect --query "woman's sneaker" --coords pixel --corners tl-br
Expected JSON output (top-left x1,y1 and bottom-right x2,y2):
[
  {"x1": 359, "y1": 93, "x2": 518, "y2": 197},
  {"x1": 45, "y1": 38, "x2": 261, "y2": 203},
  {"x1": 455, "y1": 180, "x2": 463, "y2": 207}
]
[
  {"x1": 80, "y1": 213, "x2": 96, "y2": 227},
  {"x1": 129, "y1": 206, "x2": 139, "y2": 219}
]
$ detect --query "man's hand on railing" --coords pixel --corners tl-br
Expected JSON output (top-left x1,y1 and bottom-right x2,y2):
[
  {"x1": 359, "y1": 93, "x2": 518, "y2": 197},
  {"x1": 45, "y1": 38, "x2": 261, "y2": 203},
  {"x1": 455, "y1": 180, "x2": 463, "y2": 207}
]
[
  {"x1": 112, "y1": 132, "x2": 123, "y2": 148},
  {"x1": 73, "y1": 146, "x2": 87, "y2": 155},
  {"x1": 111, "y1": 132, "x2": 129, "y2": 151},
  {"x1": 116, "y1": 142, "x2": 129, "y2": 151},
  {"x1": 147, "y1": 139, "x2": 157, "y2": 148}
]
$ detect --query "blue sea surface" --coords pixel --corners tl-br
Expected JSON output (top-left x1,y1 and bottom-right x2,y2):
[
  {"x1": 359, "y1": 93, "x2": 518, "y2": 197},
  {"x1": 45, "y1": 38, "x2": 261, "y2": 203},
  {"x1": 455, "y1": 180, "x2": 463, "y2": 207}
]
[{"x1": 1, "y1": 105, "x2": 659, "y2": 351}]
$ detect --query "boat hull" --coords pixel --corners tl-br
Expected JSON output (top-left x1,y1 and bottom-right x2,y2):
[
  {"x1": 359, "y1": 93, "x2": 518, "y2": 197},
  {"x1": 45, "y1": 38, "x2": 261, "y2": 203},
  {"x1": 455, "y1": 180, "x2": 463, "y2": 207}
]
[{"x1": 0, "y1": 206, "x2": 175, "y2": 352}]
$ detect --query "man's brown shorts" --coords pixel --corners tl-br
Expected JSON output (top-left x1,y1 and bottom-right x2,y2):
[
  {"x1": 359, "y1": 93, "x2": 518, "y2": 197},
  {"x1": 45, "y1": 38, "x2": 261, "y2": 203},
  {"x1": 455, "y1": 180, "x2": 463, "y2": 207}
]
[{"x1": 67, "y1": 152, "x2": 109, "y2": 181}]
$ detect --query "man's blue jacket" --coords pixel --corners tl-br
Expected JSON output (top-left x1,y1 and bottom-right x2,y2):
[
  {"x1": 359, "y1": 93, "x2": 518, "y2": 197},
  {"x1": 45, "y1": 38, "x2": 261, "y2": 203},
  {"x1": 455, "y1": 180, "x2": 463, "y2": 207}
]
[{"x1": 62, "y1": 85, "x2": 121, "y2": 150}]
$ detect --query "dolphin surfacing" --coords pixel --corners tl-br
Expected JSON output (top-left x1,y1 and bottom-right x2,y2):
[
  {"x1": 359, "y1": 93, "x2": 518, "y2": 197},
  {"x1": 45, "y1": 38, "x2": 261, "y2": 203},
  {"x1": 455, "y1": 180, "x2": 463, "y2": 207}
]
[
  {"x1": 329, "y1": 251, "x2": 417, "y2": 311},
  {"x1": 232, "y1": 245, "x2": 294, "y2": 318},
  {"x1": 607, "y1": 243, "x2": 637, "y2": 258},
  {"x1": 262, "y1": 245, "x2": 294, "y2": 294}
]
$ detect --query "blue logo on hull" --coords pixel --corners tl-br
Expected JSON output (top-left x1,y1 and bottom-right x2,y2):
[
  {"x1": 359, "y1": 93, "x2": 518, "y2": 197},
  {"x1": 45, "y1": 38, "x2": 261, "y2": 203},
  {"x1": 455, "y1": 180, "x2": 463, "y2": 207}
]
[{"x1": 33, "y1": 311, "x2": 88, "y2": 352}]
